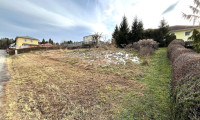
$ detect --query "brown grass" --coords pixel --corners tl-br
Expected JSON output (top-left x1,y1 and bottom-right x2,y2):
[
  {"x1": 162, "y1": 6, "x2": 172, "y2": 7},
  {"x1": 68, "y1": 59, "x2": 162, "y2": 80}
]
[{"x1": 1, "y1": 49, "x2": 145, "y2": 120}]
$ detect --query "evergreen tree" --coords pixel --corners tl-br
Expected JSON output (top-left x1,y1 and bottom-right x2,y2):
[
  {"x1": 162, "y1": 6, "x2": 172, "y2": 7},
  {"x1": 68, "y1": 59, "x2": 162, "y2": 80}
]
[
  {"x1": 137, "y1": 20, "x2": 144, "y2": 41},
  {"x1": 112, "y1": 25, "x2": 119, "y2": 41},
  {"x1": 154, "y1": 19, "x2": 169, "y2": 47},
  {"x1": 116, "y1": 16, "x2": 129, "y2": 47},
  {"x1": 129, "y1": 17, "x2": 144, "y2": 43},
  {"x1": 49, "y1": 38, "x2": 54, "y2": 44},
  {"x1": 41, "y1": 38, "x2": 45, "y2": 44},
  {"x1": 144, "y1": 29, "x2": 155, "y2": 39}
]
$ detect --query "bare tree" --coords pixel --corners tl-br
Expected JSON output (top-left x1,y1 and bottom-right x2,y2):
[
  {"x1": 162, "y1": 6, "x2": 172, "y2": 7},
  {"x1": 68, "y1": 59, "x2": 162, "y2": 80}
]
[
  {"x1": 183, "y1": 0, "x2": 200, "y2": 25},
  {"x1": 92, "y1": 32, "x2": 102, "y2": 47}
]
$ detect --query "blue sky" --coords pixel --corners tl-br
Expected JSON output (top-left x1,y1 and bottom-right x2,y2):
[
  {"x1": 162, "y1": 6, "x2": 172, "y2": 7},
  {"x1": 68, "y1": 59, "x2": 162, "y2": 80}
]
[{"x1": 0, "y1": 0, "x2": 194, "y2": 43}]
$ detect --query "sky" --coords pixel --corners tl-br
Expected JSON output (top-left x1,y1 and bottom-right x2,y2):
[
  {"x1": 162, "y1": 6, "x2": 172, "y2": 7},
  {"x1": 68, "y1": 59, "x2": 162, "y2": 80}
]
[{"x1": 0, "y1": 0, "x2": 196, "y2": 43}]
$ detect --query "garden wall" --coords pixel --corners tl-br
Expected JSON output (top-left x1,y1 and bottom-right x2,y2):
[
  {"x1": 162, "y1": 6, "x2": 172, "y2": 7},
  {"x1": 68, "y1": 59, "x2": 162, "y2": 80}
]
[{"x1": 167, "y1": 39, "x2": 200, "y2": 120}]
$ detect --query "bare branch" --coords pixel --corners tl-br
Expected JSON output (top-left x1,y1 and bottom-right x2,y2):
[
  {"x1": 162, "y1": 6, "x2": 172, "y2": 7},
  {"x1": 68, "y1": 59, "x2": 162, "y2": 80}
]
[
  {"x1": 189, "y1": 6, "x2": 200, "y2": 14},
  {"x1": 194, "y1": 0, "x2": 200, "y2": 8},
  {"x1": 183, "y1": 12, "x2": 200, "y2": 25}
]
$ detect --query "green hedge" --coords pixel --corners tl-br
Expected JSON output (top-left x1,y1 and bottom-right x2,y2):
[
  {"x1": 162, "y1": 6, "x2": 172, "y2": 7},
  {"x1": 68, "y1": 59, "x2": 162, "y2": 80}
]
[
  {"x1": 173, "y1": 75, "x2": 200, "y2": 120},
  {"x1": 168, "y1": 39, "x2": 200, "y2": 120}
]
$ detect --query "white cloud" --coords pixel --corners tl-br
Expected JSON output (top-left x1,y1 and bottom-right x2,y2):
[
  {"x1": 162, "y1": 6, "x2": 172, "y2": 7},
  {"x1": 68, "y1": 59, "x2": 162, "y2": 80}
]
[
  {"x1": 0, "y1": 0, "x2": 196, "y2": 41},
  {"x1": 0, "y1": 0, "x2": 75, "y2": 28}
]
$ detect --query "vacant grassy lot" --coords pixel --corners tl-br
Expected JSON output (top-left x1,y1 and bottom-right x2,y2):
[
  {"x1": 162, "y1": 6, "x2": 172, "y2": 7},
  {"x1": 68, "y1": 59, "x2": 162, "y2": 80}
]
[{"x1": 1, "y1": 48, "x2": 171, "y2": 120}]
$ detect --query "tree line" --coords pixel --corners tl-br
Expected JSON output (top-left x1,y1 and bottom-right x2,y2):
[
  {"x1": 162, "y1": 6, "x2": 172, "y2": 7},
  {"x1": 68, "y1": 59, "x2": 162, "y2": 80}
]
[
  {"x1": 0, "y1": 38, "x2": 15, "y2": 49},
  {"x1": 112, "y1": 16, "x2": 176, "y2": 48}
]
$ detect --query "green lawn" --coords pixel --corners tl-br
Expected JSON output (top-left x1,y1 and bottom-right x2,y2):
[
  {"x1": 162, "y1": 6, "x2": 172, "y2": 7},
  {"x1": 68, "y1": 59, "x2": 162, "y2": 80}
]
[{"x1": 117, "y1": 48, "x2": 172, "y2": 120}]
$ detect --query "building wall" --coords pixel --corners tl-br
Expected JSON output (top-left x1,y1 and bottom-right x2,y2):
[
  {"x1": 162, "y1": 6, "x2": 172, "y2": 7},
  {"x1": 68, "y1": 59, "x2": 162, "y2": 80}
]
[
  {"x1": 16, "y1": 38, "x2": 39, "y2": 49},
  {"x1": 170, "y1": 28, "x2": 200, "y2": 41},
  {"x1": 83, "y1": 35, "x2": 93, "y2": 43}
]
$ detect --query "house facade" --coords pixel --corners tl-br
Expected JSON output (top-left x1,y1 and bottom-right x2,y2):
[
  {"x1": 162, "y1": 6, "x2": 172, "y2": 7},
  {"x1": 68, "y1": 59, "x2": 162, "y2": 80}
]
[
  {"x1": 83, "y1": 35, "x2": 101, "y2": 45},
  {"x1": 169, "y1": 25, "x2": 200, "y2": 41},
  {"x1": 15, "y1": 36, "x2": 40, "y2": 49},
  {"x1": 83, "y1": 35, "x2": 94, "y2": 44}
]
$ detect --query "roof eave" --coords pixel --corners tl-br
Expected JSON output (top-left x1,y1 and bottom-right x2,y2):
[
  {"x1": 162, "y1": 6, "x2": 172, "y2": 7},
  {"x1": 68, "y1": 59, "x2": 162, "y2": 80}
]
[
  {"x1": 15, "y1": 36, "x2": 40, "y2": 41},
  {"x1": 170, "y1": 27, "x2": 200, "y2": 32}
]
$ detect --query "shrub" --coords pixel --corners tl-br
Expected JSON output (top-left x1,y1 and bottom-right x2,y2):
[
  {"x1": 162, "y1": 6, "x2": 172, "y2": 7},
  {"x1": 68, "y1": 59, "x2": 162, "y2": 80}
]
[
  {"x1": 168, "y1": 39, "x2": 200, "y2": 120},
  {"x1": 136, "y1": 39, "x2": 159, "y2": 57},
  {"x1": 167, "y1": 44, "x2": 184, "y2": 59},
  {"x1": 137, "y1": 39, "x2": 159, "y2": 50},
  {"x1": 139, "y1": 46, "x2": 154, "y2": 57},
  {"x1": 170, "y1": 47, "x2": 194, "y2": 63},
  {"x1": 188, "y1": 29, "x2": 200, "y2": 53},
  {"x1": 132, "y1": 42, "x2": 139, "y2": 50},
  {"x1": 172, "y1": 53, "x2": 200, "y2": 86},
  {"x1": 172, "y1": 53, "x2": 197, "y2": 83},
  {"x1": 169, "y1": 39, "x2": 185, "y2": 46},
  {"x1": 167, "y1": 39, "x2": 185, "y2": 59},
  {"x1": 165, "y1": 34, "x2": 176, "y2": 46},
  {"x1": 173, "y1": 75, "x2": 200, "y2": 120}
]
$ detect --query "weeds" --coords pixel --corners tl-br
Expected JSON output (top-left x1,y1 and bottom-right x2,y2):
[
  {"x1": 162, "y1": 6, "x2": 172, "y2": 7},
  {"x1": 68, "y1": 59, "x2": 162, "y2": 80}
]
[{"x1": 116, "y1": 48, "x2": 172, "y2": 120}]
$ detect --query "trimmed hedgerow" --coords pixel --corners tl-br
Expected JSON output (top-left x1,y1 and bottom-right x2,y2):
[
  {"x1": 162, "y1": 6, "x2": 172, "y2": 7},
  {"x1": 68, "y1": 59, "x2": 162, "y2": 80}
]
[
  {"x1": 170, "y1": 47, "x2": 194, "y2": 63},
  {"x1": 172, "y1": 53, "x2": 197, "y2": 86},
  {"x1": 172, "y1": 55, "x2": 200, "y2": 86},
  {"x1": 167, "y1": 39, "x2": 185, "y2": 57},
  {"x1": 173, "y1": 75, "x2": 200, "y2": 120},
  {"x1": 169, "y1": 39, "x2": 185, "y2": 46},
  {"x1": 168, "y1": 39, "x2": 200, "y2": 120},
  {"x1": 167, "y1": 44, "x2": 184, "y2": 59}
]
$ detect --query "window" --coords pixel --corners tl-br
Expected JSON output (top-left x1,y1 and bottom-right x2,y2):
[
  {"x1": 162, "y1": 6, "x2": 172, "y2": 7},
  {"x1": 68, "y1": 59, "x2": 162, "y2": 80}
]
[
  {"x1": 31, "y1": 40, "x2": 33, "y2": 43},
  {"x1": 24, "y1": 39, "x2": 27, "y2": 42},
  {"x1": 185, "y1": 31, "x2": 191, "y2": 36}
]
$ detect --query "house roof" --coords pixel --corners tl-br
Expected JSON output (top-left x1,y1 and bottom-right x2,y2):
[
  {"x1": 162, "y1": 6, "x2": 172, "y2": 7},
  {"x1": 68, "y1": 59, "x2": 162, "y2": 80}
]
[
  {"x1": 169, "y1": 25, "x2": 200, "y2": 31},
  {"x1": 16, "y1": 36, "x2": 40, "y2": 41}
]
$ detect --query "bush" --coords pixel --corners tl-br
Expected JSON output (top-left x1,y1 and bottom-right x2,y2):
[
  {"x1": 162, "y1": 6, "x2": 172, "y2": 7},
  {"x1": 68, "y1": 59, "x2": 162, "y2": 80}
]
[
  {"x1": 170, "y1": 47, "x2": 194, "y2": 63},
  {"x1": 167, "y1": 39, "x2": 185, "y2": 58},
  {"x1": 166, "y1": 34, "x2": 176, "y2": 46},
  {"x1": 168, "y1": 39, "x2": 200, "y2": 120},
  {"x1": 137, "y1": 39, "x2": 159, "y2": 50},
  {"x1": 172, "y1": 53, "x2": 200, "y2": 86},
  {"x1": 173, "y1": 75, "x2": 200, "y2": 120},
  {"x1": 167, "y1": 44, "x2": 184, "y2": 59},
  {"x1": 139, "y1": 46, "x2": 155, "y2": 57},
  {"x1": 169, "y1": 39, "x2": 185, "y2": 46},
  {"x1": 188, "y1": 29, "x2": 200, "y2": 53},
  {"x1": 135, "y1": 39, "x2": 159, "y2": 57}
]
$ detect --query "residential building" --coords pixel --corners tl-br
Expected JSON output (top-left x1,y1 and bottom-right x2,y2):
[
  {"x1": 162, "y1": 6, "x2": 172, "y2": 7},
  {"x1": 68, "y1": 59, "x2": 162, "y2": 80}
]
[
  {"x1": 169, "y1": 25, "x2": 200, "y2": 41},
  {"x1": 13, "y1": 36, "x2": 40, "y2": 49}
]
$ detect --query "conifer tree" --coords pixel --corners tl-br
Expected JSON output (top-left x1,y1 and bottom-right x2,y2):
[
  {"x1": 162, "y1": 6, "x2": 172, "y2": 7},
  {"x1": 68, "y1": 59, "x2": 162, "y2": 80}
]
[
  {"x1": 154, "y1": 19, "x2": 169, "y2": 47},
  {"x1": 130, "y1": 17, "x2": 144, "y2": 43},
  {"x1": 112, "y1": 25, "x2": 119, "y2": 40},
  {"x1": 117, "y1": 16, "x2": 129, "y2": 47},
  {"x1": 41, "y1": 38, "x2": 45, "y2": 44}
]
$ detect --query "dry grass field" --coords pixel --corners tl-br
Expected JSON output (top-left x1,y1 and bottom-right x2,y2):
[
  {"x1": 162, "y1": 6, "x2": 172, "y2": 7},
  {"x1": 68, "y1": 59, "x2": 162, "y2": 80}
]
[{"x1": 1, "y1": 48, "x2": 148, "y2": 120}]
